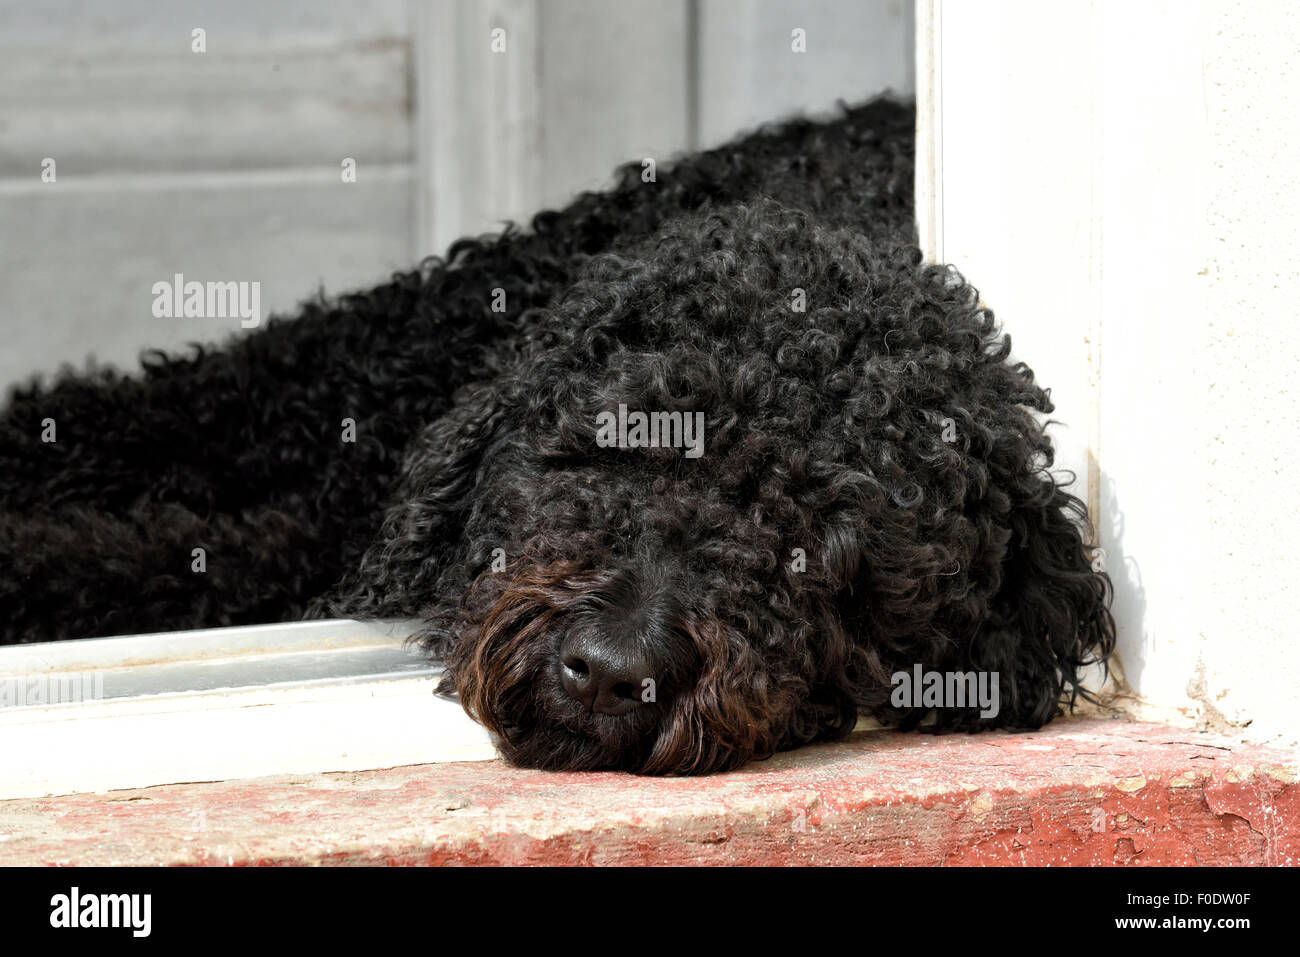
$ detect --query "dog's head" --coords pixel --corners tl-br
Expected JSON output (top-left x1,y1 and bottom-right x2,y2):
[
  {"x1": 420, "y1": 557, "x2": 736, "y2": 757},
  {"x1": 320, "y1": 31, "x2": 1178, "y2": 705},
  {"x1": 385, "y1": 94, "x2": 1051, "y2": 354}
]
[
  {"x1": 443, "y1": 546, "x2": 861, "y2": 774},
  {"x1": 424, "y1": 202, "x2": 898, "y2": 773},
  {"x1": 353, "y1": 199, "x2": 1110, "y2": 773}
]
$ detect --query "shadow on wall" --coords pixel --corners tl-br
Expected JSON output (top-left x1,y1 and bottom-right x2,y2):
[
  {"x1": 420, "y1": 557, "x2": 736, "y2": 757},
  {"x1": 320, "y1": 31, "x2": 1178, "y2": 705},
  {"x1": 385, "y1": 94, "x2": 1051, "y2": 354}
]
[{"x1": 1099, "y1": 466, "x2": 1146, "y2": 702}]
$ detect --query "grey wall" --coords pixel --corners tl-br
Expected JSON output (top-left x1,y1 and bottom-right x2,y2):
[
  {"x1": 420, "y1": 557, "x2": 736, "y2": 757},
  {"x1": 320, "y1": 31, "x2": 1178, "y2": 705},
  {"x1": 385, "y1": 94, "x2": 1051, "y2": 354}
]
[{"x1": 0, "y1": 0, "x2": 914, "y2": 392}]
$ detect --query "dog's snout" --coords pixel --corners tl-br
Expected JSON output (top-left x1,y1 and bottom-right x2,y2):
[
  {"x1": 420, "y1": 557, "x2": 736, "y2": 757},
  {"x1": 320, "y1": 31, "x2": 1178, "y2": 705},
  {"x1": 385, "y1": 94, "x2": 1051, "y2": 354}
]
[{"x1": 559, "y1": 635, "x2": 651, "y2": 716}]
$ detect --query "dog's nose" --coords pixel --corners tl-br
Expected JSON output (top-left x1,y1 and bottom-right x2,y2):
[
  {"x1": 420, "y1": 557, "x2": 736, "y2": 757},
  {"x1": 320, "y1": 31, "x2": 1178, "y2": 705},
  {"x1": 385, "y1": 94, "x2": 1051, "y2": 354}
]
[{"x1": 559, "y1": 635, "x2": 652, "y2": 716}]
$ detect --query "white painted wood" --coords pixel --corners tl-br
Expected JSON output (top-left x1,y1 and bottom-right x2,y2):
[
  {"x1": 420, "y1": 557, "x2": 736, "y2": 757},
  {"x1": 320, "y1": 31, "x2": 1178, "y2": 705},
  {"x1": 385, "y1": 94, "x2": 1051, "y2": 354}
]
[
  {"x1": 697, "y1": 0, "x2": 914, "y2": 147},
  {"x1": 0, "y1": 0, "x2": 412, "y2": 175},
  {"x1": 0, "y1": 171, "x2": 413, "y2": 390},
  {"x1": 0, "y1": 618, "x2": 496, "y2": 800},
  {"x1": 1091, "y1": 1, "x2": 1207, "y2": 717},
  {"x1": 915, "y1": 0, "x2": 1098, "y2": 518},
  {"x1": 412, "y1": 0, "x2": 446, "y2": 259},
  {"x1": 914, "y1": 0, "x2": 942, "y2": 262},
  {"x1": 415, "y1": 0, "x2": 543, "y2": 257},
  {"x1": 3, "y1": 0, "x2": 409, "y2": 43},
  {"x1": 0, "y1": 677, "x2": 495, "y2": 800},
  {"x1": 0, "y1": 618, "x2": 416, "y2": 674},
  {"x1": 536, "y1": 0, "x2": 690, "y2": 212},
  {"x1": 415, "y1": 0, "x2": 693, "y2": 254},
  {"x1": 6, "y1": 1, "x2": 917, "y2": 388},
  {"x1": 915, "y1": 1, "x2": 1300, "y2": 746},
  {"x1": 414, "y1": 0, "x2": 914, "y2": 250}
]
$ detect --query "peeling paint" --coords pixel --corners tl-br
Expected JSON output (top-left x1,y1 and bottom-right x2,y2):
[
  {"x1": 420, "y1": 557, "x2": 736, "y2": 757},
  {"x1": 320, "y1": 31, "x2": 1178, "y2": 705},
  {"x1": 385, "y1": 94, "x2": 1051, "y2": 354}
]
[{"x1": 0, "y1": 718, "x2": 1295, "y2": 866}]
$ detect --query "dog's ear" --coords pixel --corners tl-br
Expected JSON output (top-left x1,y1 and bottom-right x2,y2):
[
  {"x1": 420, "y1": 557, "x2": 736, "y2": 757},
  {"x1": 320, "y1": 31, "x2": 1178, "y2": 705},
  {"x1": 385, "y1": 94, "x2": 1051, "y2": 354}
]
[
  {"x1": 964, "y1": 483, "x2": 1116, "y2": 729},
  {"x1": 388, "y1": 380, "x2": 508, "y2": 509},
  {"x1": 311, "y1": 381, "x2": 509, "y2": 620}
]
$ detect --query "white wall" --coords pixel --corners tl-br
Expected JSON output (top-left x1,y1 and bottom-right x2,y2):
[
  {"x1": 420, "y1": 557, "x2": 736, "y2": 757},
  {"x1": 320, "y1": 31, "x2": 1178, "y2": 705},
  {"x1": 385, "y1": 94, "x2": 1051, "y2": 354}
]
[
  {"x1": 1195, "y1": 0, "x2": 1300, "y2": 740},
  {"x1": 920, "y1": 0, "x2": 1300, "y2": 743}
]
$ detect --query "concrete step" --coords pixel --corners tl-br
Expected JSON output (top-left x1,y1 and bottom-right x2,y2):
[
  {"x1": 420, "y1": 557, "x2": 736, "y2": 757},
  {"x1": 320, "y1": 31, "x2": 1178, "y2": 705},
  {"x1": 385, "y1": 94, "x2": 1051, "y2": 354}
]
[{"x1": 1, "y1": 717, "x2": 1296, "y2": 866}]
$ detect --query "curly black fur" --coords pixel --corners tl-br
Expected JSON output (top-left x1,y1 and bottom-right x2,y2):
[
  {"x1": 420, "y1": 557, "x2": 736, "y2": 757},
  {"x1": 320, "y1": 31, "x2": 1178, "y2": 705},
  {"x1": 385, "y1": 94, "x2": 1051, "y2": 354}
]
[
  {"x1": 0, "y1": 96, "x2": 1114, "y2": 774},
  {"x1": 318, "y1": 196, "x2": 1114, "y2": 773},
  {"x1": 0, "y1": 97, "x2": 912, "y2": 643}
]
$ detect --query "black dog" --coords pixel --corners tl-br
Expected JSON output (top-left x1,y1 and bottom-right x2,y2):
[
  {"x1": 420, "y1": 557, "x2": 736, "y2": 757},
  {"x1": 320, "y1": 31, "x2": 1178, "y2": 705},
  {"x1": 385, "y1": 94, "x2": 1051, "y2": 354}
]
[
  {"x1": 0, "y1": 97, "x2": 912, "y2": 644},
  {"x1": 1, "y1": 97, "x2": 1113, "y2": 774},
  {"x1": 320, "y1": 197, "x2": 1114, "y2": 774}
]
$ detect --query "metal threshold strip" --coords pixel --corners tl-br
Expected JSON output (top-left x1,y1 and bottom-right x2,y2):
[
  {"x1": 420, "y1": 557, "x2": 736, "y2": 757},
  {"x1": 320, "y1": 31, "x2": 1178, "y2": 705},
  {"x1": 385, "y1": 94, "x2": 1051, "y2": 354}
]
[{"x1": 0, "y1": 619, "x2": 497, "y2": 801}]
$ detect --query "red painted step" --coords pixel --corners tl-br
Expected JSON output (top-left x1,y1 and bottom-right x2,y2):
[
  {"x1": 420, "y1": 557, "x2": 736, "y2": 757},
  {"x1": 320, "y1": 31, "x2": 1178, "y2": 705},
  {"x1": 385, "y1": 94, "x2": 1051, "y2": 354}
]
[{"x1": 1, "y1": 717, "x2": 1296, "y2": 866}]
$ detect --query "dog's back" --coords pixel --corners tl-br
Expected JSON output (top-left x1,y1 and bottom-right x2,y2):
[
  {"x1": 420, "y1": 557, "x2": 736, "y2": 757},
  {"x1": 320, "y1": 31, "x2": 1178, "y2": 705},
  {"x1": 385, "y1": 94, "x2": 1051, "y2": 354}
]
[{"x1": 0, "y1": 98, "x2": 916, "y2": 643}]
